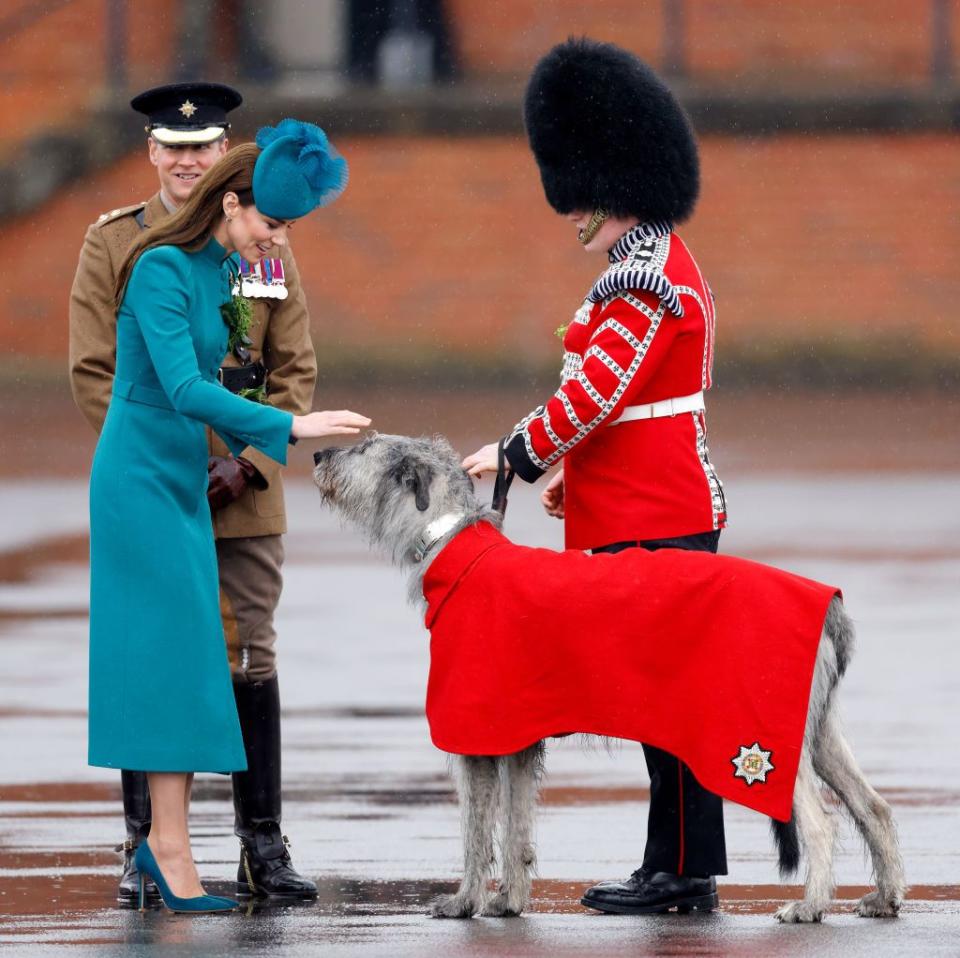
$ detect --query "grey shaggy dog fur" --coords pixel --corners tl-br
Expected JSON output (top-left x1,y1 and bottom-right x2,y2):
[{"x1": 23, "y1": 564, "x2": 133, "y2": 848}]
[{"x1": 313, "y1": 433, "x2": 906, "y2": 922}]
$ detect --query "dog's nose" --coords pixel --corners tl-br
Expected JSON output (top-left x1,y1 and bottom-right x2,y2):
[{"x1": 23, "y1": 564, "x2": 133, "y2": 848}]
[{"x1": 313, "y1": 450, "x2": 326, "y2": 466}]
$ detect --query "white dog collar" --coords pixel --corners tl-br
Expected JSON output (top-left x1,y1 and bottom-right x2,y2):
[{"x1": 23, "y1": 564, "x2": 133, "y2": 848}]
[{"x1": 413, "y1": 512, "x2": 466, "y2": 563}]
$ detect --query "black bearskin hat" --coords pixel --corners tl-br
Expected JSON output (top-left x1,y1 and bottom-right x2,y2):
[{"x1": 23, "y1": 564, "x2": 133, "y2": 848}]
[{"x1": 524, "y1": 37, "x2": 700, "y2": 223}]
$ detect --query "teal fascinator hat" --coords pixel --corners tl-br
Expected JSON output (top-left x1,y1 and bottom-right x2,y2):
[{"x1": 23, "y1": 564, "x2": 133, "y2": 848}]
[{"x1": 252, "y1": 119, "x2": 348, "y2": 220}]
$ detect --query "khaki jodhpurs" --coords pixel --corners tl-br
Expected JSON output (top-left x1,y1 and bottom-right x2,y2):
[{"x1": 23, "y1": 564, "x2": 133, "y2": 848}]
[{"x1": 217, "y1": 534, "x2": 284, "y2": 683}]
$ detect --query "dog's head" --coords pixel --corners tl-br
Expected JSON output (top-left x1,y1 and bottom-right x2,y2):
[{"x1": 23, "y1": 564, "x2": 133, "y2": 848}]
[{"x1": 313, "y1": 433, "x2": 480, "y2": 564}]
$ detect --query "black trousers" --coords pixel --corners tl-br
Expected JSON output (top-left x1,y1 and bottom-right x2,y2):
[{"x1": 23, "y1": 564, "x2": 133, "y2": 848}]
[{"x1": 593, "y1": 530, "x2": 728, "y2": 876}]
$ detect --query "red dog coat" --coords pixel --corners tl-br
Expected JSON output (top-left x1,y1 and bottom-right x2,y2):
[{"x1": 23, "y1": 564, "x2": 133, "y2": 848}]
[{"x1": 422, "y1": 522, "x2": 839, "y2": 821}]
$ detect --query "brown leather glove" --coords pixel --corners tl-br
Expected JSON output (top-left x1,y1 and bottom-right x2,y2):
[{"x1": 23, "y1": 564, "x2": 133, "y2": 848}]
[{"x1": 207, "y1": 456, "x2": 266, "y2": 512}]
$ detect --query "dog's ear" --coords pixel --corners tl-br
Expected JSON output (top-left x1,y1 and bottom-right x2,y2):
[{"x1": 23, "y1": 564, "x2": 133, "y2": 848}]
[
  {"x1": 395, "y1": 456, "x2": 433, "y2": 511},
  {"x1": 430, "y1": 434, "x2": 458, "y2": 460}
]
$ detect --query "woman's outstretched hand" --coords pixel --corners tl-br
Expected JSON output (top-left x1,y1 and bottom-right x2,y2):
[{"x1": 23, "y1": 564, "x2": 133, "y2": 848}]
[
  {"x1": 462, "y1": 442, "x2": 509, "y2": 478},
  {"x1": 541, "y1": 469, "x2": 564, "y2": 519},
  {"x1": 291, "y1": 410, "x2": 371, "y2": 439}
]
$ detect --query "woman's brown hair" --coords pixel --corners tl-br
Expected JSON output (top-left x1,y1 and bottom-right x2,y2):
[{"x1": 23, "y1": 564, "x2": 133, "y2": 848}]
[{"x1": 114, "y1": 142, "x2": 261, "y2": 308}]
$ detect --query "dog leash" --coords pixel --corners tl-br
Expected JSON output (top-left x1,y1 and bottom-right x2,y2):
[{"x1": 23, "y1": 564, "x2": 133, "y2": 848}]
[{"x1": 491, "y1": 437, "x2": 514, "y2": 516}]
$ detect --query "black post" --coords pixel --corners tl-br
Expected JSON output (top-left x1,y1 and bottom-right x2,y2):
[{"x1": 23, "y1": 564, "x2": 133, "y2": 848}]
[
  {"x1": 392, "y1": 0, "x2": 418, "y2": 30},
  {"x1": 663, "y1": 0, "x2": 687, "y2": 80},
  {"x1": 106, "y1": 0, "x2": 127, "y2": 92},
  {"x1": 930, "y1": 0, "x2": 953, "y2": 89}
]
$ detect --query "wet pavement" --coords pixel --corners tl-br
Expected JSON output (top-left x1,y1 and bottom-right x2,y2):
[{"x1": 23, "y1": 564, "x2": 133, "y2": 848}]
[{"x1": 1, "y1": 403, "x2": 959, "y2": 955}]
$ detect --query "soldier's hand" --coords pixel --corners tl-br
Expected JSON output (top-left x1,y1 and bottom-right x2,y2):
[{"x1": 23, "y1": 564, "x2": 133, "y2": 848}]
[
  {"x1": 207, "y1": 456, "x2": 263, "y2": 512},
  {"x1": 541, "y1": 468, "x2": 565, "y2": 519},
  {"x1": 462, "y1": 442, "x2": 510, "y2": 478}
]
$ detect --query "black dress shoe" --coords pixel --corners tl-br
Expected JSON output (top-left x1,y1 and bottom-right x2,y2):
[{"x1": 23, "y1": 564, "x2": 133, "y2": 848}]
[{"x1": 581, "y1": 867, "x2": 718, "y2": 915}]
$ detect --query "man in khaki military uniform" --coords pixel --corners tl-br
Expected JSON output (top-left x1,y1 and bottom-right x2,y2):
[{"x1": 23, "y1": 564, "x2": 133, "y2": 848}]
[{"x1": 69, "y1": 82, "x2": 318, "y2": 903}]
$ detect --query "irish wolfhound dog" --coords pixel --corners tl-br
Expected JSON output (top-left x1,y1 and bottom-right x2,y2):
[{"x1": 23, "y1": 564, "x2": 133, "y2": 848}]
[{"x1": 312, "y1": 433, "x2": 905, "y2": 922}]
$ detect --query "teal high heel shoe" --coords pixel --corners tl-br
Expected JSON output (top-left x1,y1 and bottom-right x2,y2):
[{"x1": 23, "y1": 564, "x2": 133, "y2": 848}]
[{"x1": 134, "y1": 841, "x2": 238, "y2": 913}]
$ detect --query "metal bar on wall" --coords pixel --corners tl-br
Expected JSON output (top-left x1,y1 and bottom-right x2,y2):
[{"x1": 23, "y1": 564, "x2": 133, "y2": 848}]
[
  {"x1": 106, "y1": 0, "x2": 128, "y2": 91},
  {"x1": 662, "y1": 0, "x2": 687, "y2": 80},
  {"x1": 931, "y1": 0, "x2": 954, "y2": 88}
]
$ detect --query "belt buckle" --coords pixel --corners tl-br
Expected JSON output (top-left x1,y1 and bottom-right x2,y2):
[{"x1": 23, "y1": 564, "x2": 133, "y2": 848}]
[{"x1": 217, "y1": 368, "x2": 224, "y2": 384}]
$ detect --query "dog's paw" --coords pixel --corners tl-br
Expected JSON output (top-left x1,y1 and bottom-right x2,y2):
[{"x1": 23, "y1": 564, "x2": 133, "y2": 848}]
[
  {"x1": 855, "y1": 890, "x2": 902, "y2": 918},
  {"x1": 775, "y1": 901, "x2": 826, "y2": 923},
  {"x1": 430, "y1": 894, "x2": 478, "y2": 919},
  {"x1": 481, "y1": 892, "x2": 524, "y2": 918}
]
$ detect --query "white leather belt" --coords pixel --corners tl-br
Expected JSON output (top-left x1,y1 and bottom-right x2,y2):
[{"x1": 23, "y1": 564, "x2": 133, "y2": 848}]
[{"x1": 610, "y1": 391, "x2": 705, "y2": 425}]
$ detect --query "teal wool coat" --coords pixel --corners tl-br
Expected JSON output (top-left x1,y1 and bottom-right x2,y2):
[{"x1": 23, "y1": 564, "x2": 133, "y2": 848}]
[{"x1": 88, "y1": 238, "x2": 294, "y2": 772}]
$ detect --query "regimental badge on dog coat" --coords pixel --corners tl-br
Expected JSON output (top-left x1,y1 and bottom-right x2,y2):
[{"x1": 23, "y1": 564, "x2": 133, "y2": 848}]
[
  {"x1": 732, "y1": 742, "x2": 775, "y2": 786},
  {"x1": 422, "y1": 523, "x2": 839, "y2": 822}
]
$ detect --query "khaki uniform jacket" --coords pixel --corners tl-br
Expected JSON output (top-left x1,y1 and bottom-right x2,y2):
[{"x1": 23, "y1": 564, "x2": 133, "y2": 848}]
[{"x1": 69, "y1": 193, "x2": 318, "y2": 538}]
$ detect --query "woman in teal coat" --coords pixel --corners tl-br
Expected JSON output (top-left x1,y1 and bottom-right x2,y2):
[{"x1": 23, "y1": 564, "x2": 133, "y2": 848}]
[{"x1": 88, "y1": 122, "x2": 368, "y2": 912}]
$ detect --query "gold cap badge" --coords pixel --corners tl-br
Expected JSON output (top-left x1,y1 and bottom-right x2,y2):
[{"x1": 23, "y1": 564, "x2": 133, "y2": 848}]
[{"x1": 179, "y1": 100, "x2": 197, "y2": 118}]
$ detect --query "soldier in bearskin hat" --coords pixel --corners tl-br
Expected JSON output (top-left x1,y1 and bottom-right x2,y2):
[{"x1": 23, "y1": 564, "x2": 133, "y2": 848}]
[{"x1": 463, "y1": 38, "x2": 728, "y2": 914}]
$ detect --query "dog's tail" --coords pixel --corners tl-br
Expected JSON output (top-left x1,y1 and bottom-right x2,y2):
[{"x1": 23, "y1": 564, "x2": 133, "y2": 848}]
[
  {"x1": 825, "y1": 594, "x2": 854, "y2": 679},
  {"x1": 770, "y1": 815, "x2": 800, "y2": 877}
]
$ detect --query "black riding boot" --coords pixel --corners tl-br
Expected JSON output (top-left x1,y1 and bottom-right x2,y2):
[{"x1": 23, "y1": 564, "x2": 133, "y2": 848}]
[
  {"x1": 116, "y1": 770, "x2": 159, "y2": 906},
  {"x1": 232, "y1": 676, "x2": 318, "y2": 900}
]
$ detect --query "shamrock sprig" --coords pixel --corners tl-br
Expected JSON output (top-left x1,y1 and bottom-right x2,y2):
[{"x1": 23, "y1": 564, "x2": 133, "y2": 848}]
[
  {"x1": 237, "y1": 384, "x2": 268, "y2": 404},
  {"x1": 220, "y1": 288, "x2": 255, "y2": 356}
]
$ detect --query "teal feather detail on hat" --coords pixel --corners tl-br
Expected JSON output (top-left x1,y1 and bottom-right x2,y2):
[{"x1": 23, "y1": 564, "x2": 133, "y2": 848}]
[
  {"x1": 298, "y1": 143, "x2": 348, "y2": 207},
  {"x1": 256, "y1": 119, "x2": 348, "y2": 206},
  {"x1": 253, "y1": 118, "x2": 348, "y2": 219},
  {"x1": 255, "y1": 117, "x2": 311, "y2": 150}
]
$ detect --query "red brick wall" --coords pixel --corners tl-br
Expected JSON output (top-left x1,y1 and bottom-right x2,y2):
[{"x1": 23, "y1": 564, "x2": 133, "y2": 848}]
[
  {"x1": 4, "y1": 1, "x2": 957, "y2": 154},
  {"x1": 448, "y1": 0, "x2": 960, "y2": 87},
  {"x1": 445, "y1": 0, "x2": 665, "y2": 79},
  {"x1": 0, "y1": 0, "x2": 178, "y2": 147},
  {"x1": 4, "y1": 133, "x2": 957, "y2": 370}
]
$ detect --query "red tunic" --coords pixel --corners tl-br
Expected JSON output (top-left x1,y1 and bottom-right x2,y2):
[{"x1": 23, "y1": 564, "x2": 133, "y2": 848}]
[
  {"x1": 505, "y1": 223, "x2": 725, "y2": 549},
  {"x1": 423, "y1": 523, "x2": 839, "y2": 822}
]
